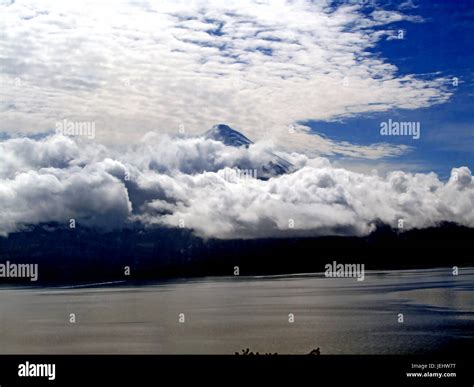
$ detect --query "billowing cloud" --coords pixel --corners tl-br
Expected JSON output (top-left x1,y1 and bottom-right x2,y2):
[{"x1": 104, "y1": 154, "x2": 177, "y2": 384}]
[
  {"x1": 0, "y1": 0, "x2": 451, "y2": 155},
  {"x1": 0, "y1": 133, "x2": 473, "y2": 238}
]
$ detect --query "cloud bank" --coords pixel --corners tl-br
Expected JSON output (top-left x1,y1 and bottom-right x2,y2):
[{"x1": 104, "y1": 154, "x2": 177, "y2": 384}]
[{"x1": 1, "y1": 133, "x2": 473, "y2": 239}]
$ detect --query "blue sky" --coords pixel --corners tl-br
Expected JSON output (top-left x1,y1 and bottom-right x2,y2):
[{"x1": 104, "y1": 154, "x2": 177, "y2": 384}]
[{"x1": 304, "y1": 0, "x2": 474, "y2": 178}]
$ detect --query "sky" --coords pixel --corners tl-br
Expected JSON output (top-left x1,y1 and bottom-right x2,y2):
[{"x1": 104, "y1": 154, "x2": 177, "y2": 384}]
[
  {"x1": 305, "y1": 0, "x2": 474, "y2": 178},
  {"x1": 0, "y1": 0, "x2": 473, "y2": 238},
  {"x1": 1, "y1": 0, "x2": 471, "y2": 162}
]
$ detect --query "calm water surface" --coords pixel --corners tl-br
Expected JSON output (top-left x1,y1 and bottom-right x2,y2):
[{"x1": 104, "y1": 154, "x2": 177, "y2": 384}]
[{"x1": 0, "y1": 267, "x2": 473, "y2": 354}]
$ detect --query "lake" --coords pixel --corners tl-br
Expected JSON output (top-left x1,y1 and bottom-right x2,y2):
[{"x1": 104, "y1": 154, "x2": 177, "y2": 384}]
[{"x1": 0, "y1": 267, "x2": 473, "y2": 354}]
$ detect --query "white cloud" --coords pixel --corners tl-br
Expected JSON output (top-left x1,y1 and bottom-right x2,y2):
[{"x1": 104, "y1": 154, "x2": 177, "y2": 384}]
[
  {"x1": 0, "y1": 133, "x2": 473, "y2": 238},
  {"x1": 1, "y1": 1, "x2": 466, "y2": 238},
  {"x1": 0, "y1": 0, "x2": 451, "y2": 156}
]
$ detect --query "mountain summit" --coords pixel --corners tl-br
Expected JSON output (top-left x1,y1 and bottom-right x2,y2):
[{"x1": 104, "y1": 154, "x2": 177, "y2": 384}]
[
  {"x1": 204, "y1": 124, "x2": 253, "y2": 147},
  {"x1": 204, "y1": 124, "x2": 294, "y2": 179}
]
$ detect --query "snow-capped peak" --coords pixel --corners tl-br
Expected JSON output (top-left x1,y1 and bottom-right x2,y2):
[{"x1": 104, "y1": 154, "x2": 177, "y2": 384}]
[
  {"x1": 203, "y1": 124, "x2": 294, "y2": 179},
  {"x1": 204, "y1": 124, "x2": 253, "y2": 147}
]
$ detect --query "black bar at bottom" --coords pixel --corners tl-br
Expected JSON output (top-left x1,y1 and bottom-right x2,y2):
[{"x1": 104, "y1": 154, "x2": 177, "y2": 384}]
[{"x1": 0, "y1": 355, "x2": 472, "y2": 386}]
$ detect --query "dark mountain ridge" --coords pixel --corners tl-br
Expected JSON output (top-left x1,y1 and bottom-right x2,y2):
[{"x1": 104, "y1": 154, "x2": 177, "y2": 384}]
[{"x1": 0, "y1": 222, "x2": 472, "y2": 285}]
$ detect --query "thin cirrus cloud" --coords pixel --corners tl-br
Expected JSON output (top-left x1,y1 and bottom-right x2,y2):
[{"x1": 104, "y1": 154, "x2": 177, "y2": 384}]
[
  {"x1": 0, "y1": 0, "x2": 451, "y2": 158},
  {"x1": 0, "y1": 133, "x2": 473, "y2": 239}
]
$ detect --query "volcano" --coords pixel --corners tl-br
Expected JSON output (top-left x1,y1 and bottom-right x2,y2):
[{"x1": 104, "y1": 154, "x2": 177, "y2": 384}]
[{"x1": 204, "y1": 124, "x2": 294, "y2": 179}]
